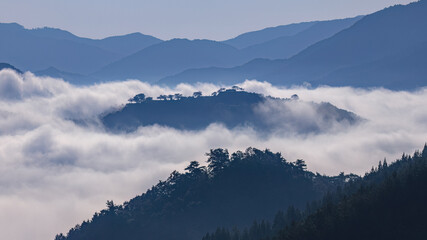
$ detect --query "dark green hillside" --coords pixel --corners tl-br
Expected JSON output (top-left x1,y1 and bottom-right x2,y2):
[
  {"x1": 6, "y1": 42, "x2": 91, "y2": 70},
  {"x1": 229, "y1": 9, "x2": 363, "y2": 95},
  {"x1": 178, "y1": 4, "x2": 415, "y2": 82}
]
[{"x1": 55, "y1": 148, "x2": 353, "y2": 240}]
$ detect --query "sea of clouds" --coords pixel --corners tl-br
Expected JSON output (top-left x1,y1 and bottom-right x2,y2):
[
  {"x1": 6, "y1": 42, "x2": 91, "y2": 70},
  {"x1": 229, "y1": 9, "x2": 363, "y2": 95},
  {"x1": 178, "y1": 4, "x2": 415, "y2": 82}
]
[{"x1": 1, "y1": 69, "x2": 426, "y2": 240}]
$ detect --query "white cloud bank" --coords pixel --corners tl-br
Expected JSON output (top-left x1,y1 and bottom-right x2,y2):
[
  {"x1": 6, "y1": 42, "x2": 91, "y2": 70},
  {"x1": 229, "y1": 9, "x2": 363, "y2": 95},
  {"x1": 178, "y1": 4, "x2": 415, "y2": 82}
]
[{"x1": 0, "y1": 69, "x2": 426, "y2": 240}]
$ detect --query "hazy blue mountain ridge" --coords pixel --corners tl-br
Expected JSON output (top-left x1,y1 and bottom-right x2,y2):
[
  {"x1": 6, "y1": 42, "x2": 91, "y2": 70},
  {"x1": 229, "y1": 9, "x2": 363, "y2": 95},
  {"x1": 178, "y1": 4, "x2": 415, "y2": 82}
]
[
  {"x1": 0, "y1": 63, "x2": 22, "y2": 73},
  {"x1": 31, "y1": 27, "x2": 163, "y2": 56},
  {"x1": 239, "y1": 16, "x2": 362, "y2": 60},
  {"x1": 223, "y1": 22, "x2": 316, "y2": 49},
  {"x1": 0, "y1": 23, "x2": 162, "y2": 75},
  {"x1": 1, "y1": 16, "x2": 364, "y2": 85},
  {"x1": 3, "y1": 1, "x2": 426, "y2": 89},
  {"x1": 262, "y1": 0, "x2": 427, "y2": 88},
  {"x1": 94, "y1": 39, "x2": 250, "y2": 82},
  {"x1": 160, "y1": 1, "x2": 427, "y2": 90},
  {"x1": 97, "y1": 17, "x2": 361, "y2": 83},
  {"x1": 34, "y1": 67, "x2": 99, "y2": 85}
]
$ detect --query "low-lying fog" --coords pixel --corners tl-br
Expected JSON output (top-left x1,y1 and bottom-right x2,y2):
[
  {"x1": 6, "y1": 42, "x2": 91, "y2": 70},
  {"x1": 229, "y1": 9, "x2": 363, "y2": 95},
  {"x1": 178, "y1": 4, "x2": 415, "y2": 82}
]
[{"x1": 1, "y1": 69, "x2": 426, "y2": 240}]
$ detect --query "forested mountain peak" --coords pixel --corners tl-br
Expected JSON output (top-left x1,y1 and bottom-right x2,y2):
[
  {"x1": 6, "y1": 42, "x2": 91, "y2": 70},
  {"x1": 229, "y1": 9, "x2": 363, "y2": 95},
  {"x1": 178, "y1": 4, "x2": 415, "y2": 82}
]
[
  {"x1": 204, "y1": 143, "x2": 427, "y2": 240},
  {"x1": 102, "y1": 88, "x2": 360, "y2": 133},
  {"x1": 55, "y1": 147, "x2": 356, "y2": 240}
]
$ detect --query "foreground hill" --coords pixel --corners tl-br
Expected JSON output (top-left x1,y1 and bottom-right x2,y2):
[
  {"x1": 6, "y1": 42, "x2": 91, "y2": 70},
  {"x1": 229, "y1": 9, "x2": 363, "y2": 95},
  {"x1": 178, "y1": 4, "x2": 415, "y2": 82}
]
[
  {"x1": 204, "y1": 144, "x2": 427, "y2": 240},
  {"x1": 161, "y1": 1, "x2": 427, "y2": 90},
  {"x1": 102, "y1": 88, "x2": 359, "y2": 133},
  {"x1": 55, "y1": 148, "x2": 355, "y2": 240}
]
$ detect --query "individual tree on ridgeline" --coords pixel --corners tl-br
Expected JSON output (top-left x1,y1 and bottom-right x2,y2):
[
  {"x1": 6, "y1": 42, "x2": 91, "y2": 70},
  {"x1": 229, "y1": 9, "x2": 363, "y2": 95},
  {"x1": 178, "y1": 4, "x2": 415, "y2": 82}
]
[
  {"x1": 193, "y1": 91, "x2": 202, "y2": 98},
  {"x1": 206, "y1": 148, "x2": 230, "y2": 175}
]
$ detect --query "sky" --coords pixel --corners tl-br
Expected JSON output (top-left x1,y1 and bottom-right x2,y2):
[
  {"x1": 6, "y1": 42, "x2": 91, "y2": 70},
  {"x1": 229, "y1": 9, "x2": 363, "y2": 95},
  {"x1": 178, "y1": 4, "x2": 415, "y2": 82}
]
[
  {"x1": 0, "y1": 0, "x2": 416, "y2": 40},
  {"x1": 1, "y1": 70, "x2": 427, "y2": 240}
]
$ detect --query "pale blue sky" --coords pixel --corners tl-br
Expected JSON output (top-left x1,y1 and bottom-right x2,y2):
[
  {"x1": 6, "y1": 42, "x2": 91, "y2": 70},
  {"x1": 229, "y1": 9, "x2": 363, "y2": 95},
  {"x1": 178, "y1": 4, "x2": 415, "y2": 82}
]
[{"x1": 0, "y1": 0, "x2": 416, "y2": 40}]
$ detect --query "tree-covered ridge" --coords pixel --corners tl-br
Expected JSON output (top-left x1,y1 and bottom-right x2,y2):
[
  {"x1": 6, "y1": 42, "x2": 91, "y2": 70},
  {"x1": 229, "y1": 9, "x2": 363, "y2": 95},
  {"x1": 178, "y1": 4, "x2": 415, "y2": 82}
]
[
  {"x1": 55, "y1": 148, "x2": 353, "y2": 240},
  {"x1": 102, "y1": 87, "x2": 360, "y2": 133},
  {"x1": 203, "y1": 144, "x2": 427, "y2": 240}
]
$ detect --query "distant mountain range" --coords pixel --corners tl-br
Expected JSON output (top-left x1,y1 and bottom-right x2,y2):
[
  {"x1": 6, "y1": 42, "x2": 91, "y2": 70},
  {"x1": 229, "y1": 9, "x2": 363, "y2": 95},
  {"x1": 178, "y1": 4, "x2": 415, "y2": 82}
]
[
  {"x1": 0, "y1": 16, "x2": 359, "y2": 84},
  {"x1": 0, "y1": 23, "x2": 162, "y2": 74},
  {"x1": 94, "y1": 17, "x2": 360, "y2": 83},
  {"x1": 34, "y1": 67, "x2": 98, "y2": 85},
  {"x1": 1, "y1": 1, "x2": 426, "y2": 89},
  {"x1": 93, "y1": 39, "x2": 248, "y2": 82},
  {"x1": 161, "y1": 1, "x2": 427, "y2": 90},
  {"x1": 238, "y1": 16, "x2": 362, "y2": 60}
]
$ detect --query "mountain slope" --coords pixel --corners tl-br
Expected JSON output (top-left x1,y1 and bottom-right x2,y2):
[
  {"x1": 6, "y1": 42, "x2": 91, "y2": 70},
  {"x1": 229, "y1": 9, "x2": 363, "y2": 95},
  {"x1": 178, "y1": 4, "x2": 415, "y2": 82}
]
[
  {"x1": 0, "y1": 23, "x2": 162, "y2": 74},
  {"x1": 34, "y1": 67, "x2": 99, "y2": 85},
  {"x1": 94, "y1": 39, "x2": 250, "y2": 82},
  {"x1": 274, "y1": 0, "x2": 427, "y2": 86},
  {"x1": 263, "y1": 0, "x2": 427, "y2": 88},
  {"x1": 223, "y1": 22, "x2": 316, "y2": 49},
  {"x1": 159, "y1": 17, "x2": 361, "y2": 85},
  {"x1": 0, "y1": 23, "x2": 119, "y2": 74},
  {"x1": 240, "y1": 16, "x2": 362, "y2": 60},
  {"x1": 320, "y1": 41, "x2": 427, "y2": 89},
  {"x1": 161, "y1": 1, "x2": 427, "y2": 89},
  {"x1": 30, "y1": 27, "x2": 162, "y2": 56},
  {"x1": 55, "y1": 148, "x2": 353, "y2": 240},
  {"x1": 158, "y1": 58, "x2": 285, "y2": 85},
  {"x1": 85, "y1": 33, "x2": 162, "y2": 56}
]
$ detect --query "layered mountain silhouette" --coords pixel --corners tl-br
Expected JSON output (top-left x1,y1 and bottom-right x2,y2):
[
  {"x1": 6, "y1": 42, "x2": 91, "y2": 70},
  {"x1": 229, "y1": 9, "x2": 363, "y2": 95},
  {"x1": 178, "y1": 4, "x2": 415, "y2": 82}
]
[
  {"x1": 95, "y1": 17, "x2": 360, "y2": 83},
  {"x1": 93, "y1": 39, "x2": 250, "y2": 83},
  {"x1": 101, "y1": 88, "x2": 359, "y2": 133},
  {"x1": 0, "y1": 23, "x2": 162, "y2": 75},
  {"x1": 3, "y1": 1, "x2": 426, "y2": 89},
  {"x1": 34, "y1": 67, "x2": 98, "y2": 85},
  {"x1": 28, "y1": 27, "x2": 162, "y2": 56},
  {"x1": 1, "y1": 16, "x2": 361, "y2": 85},
  {"x1": 161, "y1": 1, "x2": 427, "y2": 90},
  {"x1": 223, "y1": 22, "x2": 317, "y2": 49},
  {"x1": 239, "y1": 16, "x2": 362, "y2": 60}
]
